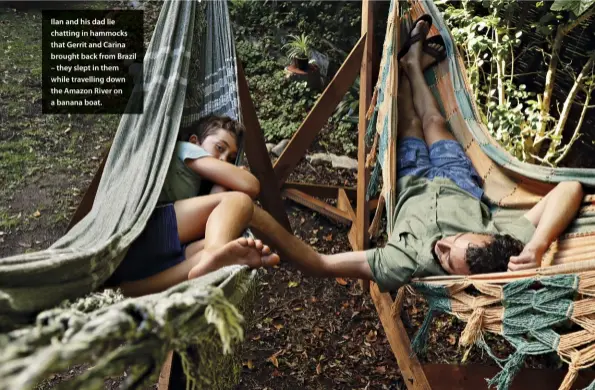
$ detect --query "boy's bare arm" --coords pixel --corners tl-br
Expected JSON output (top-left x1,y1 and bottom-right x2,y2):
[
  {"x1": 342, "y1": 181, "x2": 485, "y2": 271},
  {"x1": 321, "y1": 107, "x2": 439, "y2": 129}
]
[
  {"x1": 509, "y1": 181, "x2": 584, "y2": 271},
  {"x1": 187, "y1": 157, "x2": 260, "y2": 199}
]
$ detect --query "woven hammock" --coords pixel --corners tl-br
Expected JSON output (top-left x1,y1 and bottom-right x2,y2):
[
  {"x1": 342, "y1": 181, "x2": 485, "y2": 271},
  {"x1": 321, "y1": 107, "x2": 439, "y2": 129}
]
[
  {"x1": 0, "y1": 1, "x2": 255, "y2": 389},
  {"x1": 366, "y1": 1, "x2": 595, "y2": 389}
]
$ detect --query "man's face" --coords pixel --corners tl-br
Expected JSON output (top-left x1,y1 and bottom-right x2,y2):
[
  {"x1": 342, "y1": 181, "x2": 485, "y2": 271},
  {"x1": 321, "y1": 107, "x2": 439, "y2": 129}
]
[{"x1": 434, "y1": 233, "x2": 491, "y2": 275}]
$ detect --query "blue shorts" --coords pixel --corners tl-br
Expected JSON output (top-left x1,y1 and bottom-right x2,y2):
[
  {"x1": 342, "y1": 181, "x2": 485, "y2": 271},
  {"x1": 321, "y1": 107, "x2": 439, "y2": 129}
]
[
  {"x1": 106, "y1": 204, "x2": 187, "y2": 285},
  {"x1": 398, "y1": 137, "x2": 484, "y2": 199}
]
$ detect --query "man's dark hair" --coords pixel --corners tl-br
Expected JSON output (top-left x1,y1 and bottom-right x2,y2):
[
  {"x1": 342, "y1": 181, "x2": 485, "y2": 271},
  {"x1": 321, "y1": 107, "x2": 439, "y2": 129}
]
[
  {"x1": 466, "y1": 234, "x2": 524, "y2": 274},
  {"x1": 178, "y1": 115, "x2": 244, "y2": 143}
]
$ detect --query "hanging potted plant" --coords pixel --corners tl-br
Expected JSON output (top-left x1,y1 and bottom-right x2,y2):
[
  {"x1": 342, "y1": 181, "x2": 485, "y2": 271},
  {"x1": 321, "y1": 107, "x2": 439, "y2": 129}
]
[{"x1": 284, "y1": 33, "x2": 312, "y2": 72}]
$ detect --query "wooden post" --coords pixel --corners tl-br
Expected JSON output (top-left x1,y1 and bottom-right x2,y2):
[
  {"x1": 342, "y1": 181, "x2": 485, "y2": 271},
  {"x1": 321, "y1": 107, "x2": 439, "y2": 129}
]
[
  {"x1": 371, "y1": 284, "x2": 432, "y2": 390},
  {"x1": 356, "y1": 0, "x2": 374, "y2": 290},
  {"x1": 237, "y1": 62, "x2": 292, "y2": 232}
]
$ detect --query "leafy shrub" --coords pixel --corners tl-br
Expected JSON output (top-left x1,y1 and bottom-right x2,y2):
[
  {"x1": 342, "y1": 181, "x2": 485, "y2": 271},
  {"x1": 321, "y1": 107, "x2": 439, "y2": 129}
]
[{"x1": 237, "y1": 40, "x2": 320, "y2": 142}]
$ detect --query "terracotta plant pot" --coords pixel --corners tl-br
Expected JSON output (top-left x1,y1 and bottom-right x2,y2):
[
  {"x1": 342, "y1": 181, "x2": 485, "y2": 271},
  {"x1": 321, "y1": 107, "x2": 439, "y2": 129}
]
[{"x1": 293, "y1": 57, "x2": 309, "y2": 72}]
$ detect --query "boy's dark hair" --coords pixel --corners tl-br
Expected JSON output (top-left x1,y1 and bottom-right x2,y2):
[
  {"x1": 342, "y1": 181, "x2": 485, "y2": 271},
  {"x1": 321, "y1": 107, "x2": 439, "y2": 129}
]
[
  {"x1": 179, "y1": 115, "x2": 244, "y2": 144},
  {"x1": 466, "y1": 234, "x2": 524, "y2": 274}
]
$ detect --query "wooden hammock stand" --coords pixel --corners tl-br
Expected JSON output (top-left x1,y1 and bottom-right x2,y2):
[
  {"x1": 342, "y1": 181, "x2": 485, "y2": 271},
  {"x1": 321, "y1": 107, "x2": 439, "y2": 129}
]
[{"x1": 67, "y1": 1, "x2": 594, "y2": 389}]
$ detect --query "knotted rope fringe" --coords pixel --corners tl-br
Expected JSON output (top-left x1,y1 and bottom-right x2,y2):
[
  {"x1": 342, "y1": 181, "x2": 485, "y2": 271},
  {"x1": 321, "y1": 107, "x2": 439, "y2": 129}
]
[{"x1": 460, "y1": 307, "x2": 485, "y2": 347}]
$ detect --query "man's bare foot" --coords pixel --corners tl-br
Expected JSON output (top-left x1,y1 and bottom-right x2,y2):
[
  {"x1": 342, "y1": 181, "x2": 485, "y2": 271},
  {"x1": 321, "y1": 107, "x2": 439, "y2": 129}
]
[
  {"x1": 187, "y1": 237, "x2": 280, "y2": 279},
  {"x1": 401, "y1": 19, "x2": 430, "y2": 71}
]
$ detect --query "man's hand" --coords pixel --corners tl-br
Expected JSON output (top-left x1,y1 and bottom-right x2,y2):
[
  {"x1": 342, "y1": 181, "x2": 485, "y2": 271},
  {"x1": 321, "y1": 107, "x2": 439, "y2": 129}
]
[{"x1": 508, "y1": 245, "x2": 545, "y2": 272}]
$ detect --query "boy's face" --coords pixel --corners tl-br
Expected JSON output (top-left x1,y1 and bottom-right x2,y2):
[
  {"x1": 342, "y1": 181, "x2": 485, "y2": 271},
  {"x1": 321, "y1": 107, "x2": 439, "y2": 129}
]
[{"x1": 192, "y1": 128, "x2": 238, "y2": 163}]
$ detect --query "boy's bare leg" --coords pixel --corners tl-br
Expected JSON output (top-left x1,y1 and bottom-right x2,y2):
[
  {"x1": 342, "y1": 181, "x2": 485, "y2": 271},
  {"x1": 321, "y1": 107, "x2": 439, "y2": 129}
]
[
  {"x1": 398, "y1": 73, "x2": 424, "y2": 140},
  {"x1": 401, "y1": 20, "x2": 455, "y2": 146},
  {"x1": 249, "y1": 206, "x2": 373, "y2": 280},
  {"x1": 184, "y1": 192, "x2": 279, "y2": 279}
]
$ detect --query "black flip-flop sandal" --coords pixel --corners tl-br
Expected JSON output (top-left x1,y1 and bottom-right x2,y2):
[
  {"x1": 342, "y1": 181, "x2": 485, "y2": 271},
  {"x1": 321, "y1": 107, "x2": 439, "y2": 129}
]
[
  {"x1": 423, "y1": 35, "x2": 447, "y2": 69},
  {"x1": 397, "y1": 14, "x2": 433, "y2": 61}
]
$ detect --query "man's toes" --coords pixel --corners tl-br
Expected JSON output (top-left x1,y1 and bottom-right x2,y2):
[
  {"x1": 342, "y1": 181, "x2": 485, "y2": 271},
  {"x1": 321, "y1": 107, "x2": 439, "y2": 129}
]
[
  {"x1": 236, "y1": 237, "x2": 248, "y2": 246},
  {"x1": 246, "y1": 237, "x2": 255, "y2": 247},
  {"x1": 261, "y1": 245, "x2": 271, "y2": 255}
]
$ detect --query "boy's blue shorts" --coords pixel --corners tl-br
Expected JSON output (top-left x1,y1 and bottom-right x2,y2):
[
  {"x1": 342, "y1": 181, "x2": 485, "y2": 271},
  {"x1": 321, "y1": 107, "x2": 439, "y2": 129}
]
[
  {"x1": 106, "y1": 204, "x2": 187, "y2": 285},
  {"x1": 398, "y1": 137, "x2": 484, "y2": 200}
]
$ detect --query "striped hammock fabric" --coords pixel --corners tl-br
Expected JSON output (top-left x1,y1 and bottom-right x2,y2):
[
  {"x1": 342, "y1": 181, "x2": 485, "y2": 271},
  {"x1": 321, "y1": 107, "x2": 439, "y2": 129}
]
[
  {"x1": 0, "y1": 1, "x2": 256, "y2": 389},
  {"x1": 365, "y1": 1, "x2": 595, "y2": 389}
]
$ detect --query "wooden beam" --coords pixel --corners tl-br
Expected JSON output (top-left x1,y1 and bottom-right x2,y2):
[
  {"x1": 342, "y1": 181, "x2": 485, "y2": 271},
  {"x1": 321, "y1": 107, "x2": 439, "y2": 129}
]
[
  {"x1": 273, "y1": 35, "x2": 366, "y2": 185},
  {"x1": 284, "y1": 182, "x2": 379, "y2": 212},
  {"x1": 67, "y1": 152, "x2": 108, "y2": 231},
  {"x1": 237, "y1": 62, "x2": 292, "y2": 232},
  {"x1": 283, "y1": 188, "x2": 352, "y2": 226},
  {"x1": 424, "y1": 363, "x2": 595, "y2": 389},
  {"x1": 337, "y1": 188, "x2": 359, "y2": 251},
  {"x1": 370, "y1": 283, "x2": 432, "y2": 390},
  {"x1": 158, "y1": 350, "x2": 187, "y2": 390},
  {"x1": 284, "y1": 182, "x2": 357, "y2": 200},
  {"x1": 357, "y1": 0, "x2": 374, "y2": 290}
]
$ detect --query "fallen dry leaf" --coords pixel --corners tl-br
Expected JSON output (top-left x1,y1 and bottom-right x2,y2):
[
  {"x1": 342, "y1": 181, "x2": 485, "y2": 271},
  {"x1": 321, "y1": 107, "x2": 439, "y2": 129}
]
[
  {"x1": 375, "y1": 365, "x2": 386, "y2": 374},
  {"x1": 288, "y1": 281, "x2": 299, "y2": 288},
  {"x1": 313, "y1": 327, "x2": 324, "y2": 338},
  {"x1": 268, "y1": 355, "x2": 279, "y2": 368},
  {"x1": 243, "y1": 360, "x2": 254, "y2": 369},
  {"x1": 448, "y1": 334, "x2": 457, "y2": 345},
  {"x1": 316, "y1": 362, "x2": 322, "y2": 375},
  {"x1": 310, "y1": 296, "x2": 318, "y2": 303},
  {"x1": 323, "y1": 233, "x2": 333, "y2": 241},
  {"x1": 32, "y1": 210, "x2": 41, "y2": 218},
  {"x1": 335, "y1": 277, "x2": 348, "y2": 286},
  {"x1": 365, "y1": 330, "x2": 377, "y2": 343},
  {"x1": 274, "y1": 323, "x2": 284, "y2": 330}
]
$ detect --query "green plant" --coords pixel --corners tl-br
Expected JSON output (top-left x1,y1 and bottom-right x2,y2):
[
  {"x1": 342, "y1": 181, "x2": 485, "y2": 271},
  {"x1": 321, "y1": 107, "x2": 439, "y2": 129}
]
[
  {"x1": 283, "y1": 33, "x2": 313, "y2": 60},
  {"x1": 329, "y1": 78, "x2": 359, "y2": 155},
  {"x1": 438, "y1": 0, "x2": 595, "y2": 166}
]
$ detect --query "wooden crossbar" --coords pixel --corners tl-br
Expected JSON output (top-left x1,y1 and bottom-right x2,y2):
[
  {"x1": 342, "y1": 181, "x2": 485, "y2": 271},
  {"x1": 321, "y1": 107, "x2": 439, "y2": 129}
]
[
  {"x1": 283, "y1": 182, "x2": 357, "y2": 200},
  {"x1": 283, "y1": 188, "x2": 352, "y2": 225}
]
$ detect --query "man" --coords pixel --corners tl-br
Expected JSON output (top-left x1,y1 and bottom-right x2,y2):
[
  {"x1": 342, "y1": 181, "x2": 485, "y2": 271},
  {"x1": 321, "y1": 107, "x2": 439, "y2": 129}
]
[{"x1": 204, "y1": 18, "x2": 584, "y2": 292}]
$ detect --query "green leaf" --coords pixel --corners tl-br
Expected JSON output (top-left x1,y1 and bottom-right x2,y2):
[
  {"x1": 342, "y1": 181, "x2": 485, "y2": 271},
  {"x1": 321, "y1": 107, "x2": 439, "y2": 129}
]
[{"x1": 551, "y1": 0, "x2": 595, "y2": 16}]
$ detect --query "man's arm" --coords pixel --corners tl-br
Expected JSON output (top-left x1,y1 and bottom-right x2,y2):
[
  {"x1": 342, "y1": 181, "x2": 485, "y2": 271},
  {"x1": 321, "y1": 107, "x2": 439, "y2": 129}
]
[
  {"x1": 508, "y1": 181, "x2": 584, "y2": 271},
  {"x1": 249, "y1": 205, "x2": 373, "y2": 280}
]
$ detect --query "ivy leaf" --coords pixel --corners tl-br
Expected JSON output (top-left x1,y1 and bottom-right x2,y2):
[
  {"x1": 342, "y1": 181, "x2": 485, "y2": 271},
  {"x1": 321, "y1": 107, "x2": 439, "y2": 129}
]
[{"x1": 551, "y1": 0, "x2": 595, "y2": 16}]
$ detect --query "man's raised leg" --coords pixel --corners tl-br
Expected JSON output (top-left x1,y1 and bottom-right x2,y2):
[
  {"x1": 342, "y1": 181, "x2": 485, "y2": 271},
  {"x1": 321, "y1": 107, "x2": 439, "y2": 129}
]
[
  {"x1": 401, "y1": 20, "x2": 455, "y2": 146},
  {"x1": 398, "y1": 73, "x2": 424, "y2": 140}
]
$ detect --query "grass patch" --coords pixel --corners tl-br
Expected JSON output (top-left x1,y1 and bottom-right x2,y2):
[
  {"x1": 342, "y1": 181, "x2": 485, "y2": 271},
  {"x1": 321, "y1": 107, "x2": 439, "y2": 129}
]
[{"x1": 0, "y1": 207, "x2": 23, "y2": 231}]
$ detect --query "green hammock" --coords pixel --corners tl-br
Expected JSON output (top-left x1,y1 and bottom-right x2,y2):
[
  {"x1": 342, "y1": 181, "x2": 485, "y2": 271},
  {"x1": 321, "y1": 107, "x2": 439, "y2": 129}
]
[{"x1": 0, "y1": 1, "x2": 255, "y2": 389}]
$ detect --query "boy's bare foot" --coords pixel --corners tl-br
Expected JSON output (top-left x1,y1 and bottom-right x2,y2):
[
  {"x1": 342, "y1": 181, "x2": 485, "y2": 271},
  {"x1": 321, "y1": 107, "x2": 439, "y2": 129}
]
[
  {"x1": 401, "y1": 19, "x2": 430, "y2": 71},
  {"x1": 187, "y1": 237, "x2": 280, "y2": 279}
]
